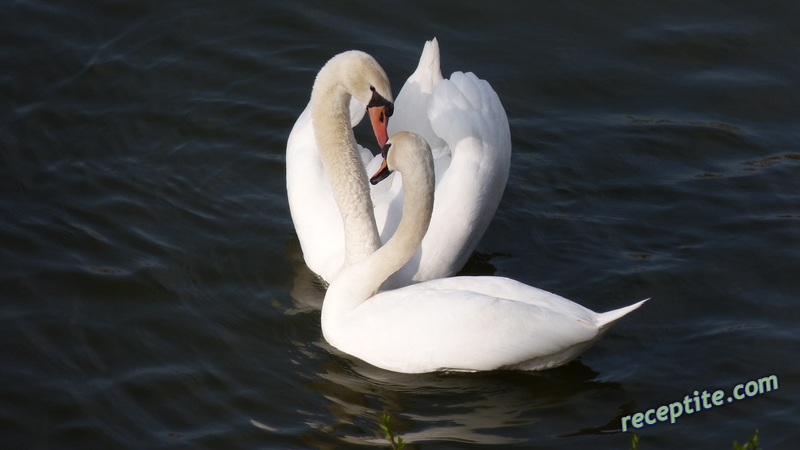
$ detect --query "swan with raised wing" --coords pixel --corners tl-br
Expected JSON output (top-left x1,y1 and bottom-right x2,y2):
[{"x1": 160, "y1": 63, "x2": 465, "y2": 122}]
[
  {"x1": 286, "y1": 38, "x2": 510, "y2": 288},
  {"x1": 320, "y1": 132, "x2": 647, "y2": 373}
]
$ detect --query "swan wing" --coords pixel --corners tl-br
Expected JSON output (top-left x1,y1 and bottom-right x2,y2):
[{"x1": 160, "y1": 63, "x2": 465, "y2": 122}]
[
  {"x1": 380, "y1": 39, "x2": 512, "y2": 288},
  {"x1": 424, "y1": 277, "x2": 649, "y2": 332},
  {"x1": 287, "y1": 103, "x2": 344, "y2": 280},
  {"x1": 326, "y1": 276, "x2": 646, "y2": 373},
  {"x1": 332, "y1": 280, "x2": 605, "y2": 373}
]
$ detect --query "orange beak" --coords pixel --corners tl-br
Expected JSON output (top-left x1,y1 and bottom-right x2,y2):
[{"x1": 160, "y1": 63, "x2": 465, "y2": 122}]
[
  {"x1": 370, "y1": 157, "x2": 391, "y2": 185},
  {"x1": 367, "y1": 105, "x2": 390, "y2": 149}
]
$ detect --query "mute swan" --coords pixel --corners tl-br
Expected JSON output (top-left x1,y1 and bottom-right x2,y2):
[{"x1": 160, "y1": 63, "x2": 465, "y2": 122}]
[
  {"x1": 321, "y1": 132, "x2": 647, "y2": 374},
  {"x1": 286, "y1": 50, "x2": 392, "y2": 276},
  {"x1": 286, "y1": 38, "x2": 511, "y2": 288}
]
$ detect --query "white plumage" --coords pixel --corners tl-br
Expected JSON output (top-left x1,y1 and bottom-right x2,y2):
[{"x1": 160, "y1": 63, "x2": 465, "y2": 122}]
[
  {"x1": 286, "y1": 38, "x2": 511, "y2": 288},
  {"x1": 321, "y1": 132, "x2": 647, "y2": 374}
]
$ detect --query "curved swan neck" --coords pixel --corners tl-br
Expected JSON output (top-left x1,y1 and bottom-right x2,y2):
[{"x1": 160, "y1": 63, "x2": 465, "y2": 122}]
[
  {"x1": 322, "y1": 134, "x2": 435, "y2": 324},
  {"x1": 367, "y1": 163, "x2": 434, "y2": 284},
  {"x1": 311, "y1": 55, "x2": 381, "y2": 267}
]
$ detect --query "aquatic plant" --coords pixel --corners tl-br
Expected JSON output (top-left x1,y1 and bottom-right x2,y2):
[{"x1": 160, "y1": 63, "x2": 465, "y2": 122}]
[
  {"x1": 380, "y1": 413, "x2": 405, "y2": 450},
  {"x1": 733, "y1": 429, "x2": 760, "y2": 450}
]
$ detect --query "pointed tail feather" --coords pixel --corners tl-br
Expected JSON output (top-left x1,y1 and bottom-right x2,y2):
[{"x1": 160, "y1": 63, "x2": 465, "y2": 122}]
[
  {"x1": 596, "y1": 298, "x2": 649, "y2": 330},
  {"x1": 409, "y1": 38, "x2": 443, "y2": 90}
]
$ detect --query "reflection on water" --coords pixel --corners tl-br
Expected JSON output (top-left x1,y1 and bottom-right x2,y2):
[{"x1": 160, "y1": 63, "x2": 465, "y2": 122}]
[
  {"x1": 295, "y1": 348, "x2": 634, "y2": 447},
  {"x1": 284, "y1": 237, "x2": 328, "y2": 315}
]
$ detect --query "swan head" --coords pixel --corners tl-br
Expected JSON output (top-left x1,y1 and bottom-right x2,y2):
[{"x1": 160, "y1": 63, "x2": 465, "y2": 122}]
[
  {"x1": 316, "y1": 50, "x2": 394, "y2": 148},
  {"x1": 369, "y1": 131, "x2": 433, "y2": 185}
]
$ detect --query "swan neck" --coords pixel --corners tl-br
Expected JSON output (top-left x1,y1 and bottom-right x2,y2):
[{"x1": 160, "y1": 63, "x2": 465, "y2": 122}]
[
  {"x1": 311, "y1": 61, "x2": 381, "y2": 267},
  {"x1": 374, "y1": 170, "x2": 434, "y2": 280},
  {"x1": 322, "y1": 158, "x2": 434, "y2": 325}
]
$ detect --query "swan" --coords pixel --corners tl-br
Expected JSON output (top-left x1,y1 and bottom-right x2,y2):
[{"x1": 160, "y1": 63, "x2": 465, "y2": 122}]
[
  {"x1": 286, "y1": 38, "x2": 511, "y2": 288},
  {"x1": 321, "y1": 132, "x2": 647, "y2": 374},
  {"x1": 286, "y1": 50, "x2": 391, "y2": 277}
]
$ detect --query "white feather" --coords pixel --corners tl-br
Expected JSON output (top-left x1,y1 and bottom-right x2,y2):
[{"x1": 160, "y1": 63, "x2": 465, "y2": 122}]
[{"x1": 287, "y1": 38, "x2": 511, "y2": 288}]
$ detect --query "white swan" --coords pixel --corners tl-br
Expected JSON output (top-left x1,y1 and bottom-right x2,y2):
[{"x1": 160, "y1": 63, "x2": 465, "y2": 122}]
[
  {"x1": 286, "y1": 50, "x2": 391, "y2": 278},
  {"x1": 321, "y1": 132, "x2": 647, "y2": 374},
  {"x1": 286, "y1": 38, "x2": 511, "y2": 288}
]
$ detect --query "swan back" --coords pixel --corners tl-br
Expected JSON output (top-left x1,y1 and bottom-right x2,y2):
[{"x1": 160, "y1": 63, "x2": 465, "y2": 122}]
[{"x1": 327, "y1": 274, "x2": 648, "y2": 373}]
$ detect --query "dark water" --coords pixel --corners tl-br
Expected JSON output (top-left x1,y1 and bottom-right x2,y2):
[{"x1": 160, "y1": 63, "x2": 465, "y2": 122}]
[{"x1": 2, "y1": 1, "x2": 799, "y2": 448}]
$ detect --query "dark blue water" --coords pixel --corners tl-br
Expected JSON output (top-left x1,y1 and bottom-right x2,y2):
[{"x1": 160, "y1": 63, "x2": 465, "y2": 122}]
[{"x1": 2, "y1": 1, "x2": 799, "y2": 448}]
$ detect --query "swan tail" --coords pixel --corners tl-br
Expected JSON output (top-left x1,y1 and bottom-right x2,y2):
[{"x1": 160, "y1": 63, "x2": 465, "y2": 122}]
[
  {"x1": 411, "y1": 38, "x2": 443, "y2": 89},
  {"x1": 596, "y1": 298, "x2": 649, "y2": 330}
]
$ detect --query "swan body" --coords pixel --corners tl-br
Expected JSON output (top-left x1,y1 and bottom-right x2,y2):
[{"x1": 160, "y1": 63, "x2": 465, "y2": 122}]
[
  {"x1": 321, "y1": 132, "x2": 647, "y2": 374},
  {"x1": 286, "y1": 38, "x2": 511, "y2": 288}
]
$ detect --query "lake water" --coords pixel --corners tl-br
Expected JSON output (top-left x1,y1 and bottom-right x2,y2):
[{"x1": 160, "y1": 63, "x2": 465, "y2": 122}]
[{"x1": 2, "y1": 1, "x2": 799, "y2": 448}]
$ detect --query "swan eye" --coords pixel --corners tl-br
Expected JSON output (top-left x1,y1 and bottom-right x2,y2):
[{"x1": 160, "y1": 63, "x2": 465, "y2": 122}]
[{"x1": 367, "y1": 88, "x2": 394, "y2": 120}]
